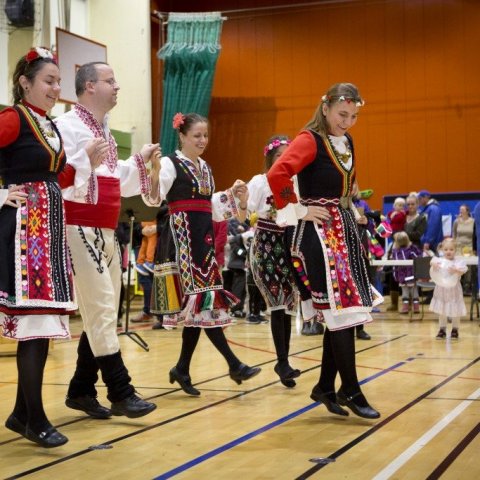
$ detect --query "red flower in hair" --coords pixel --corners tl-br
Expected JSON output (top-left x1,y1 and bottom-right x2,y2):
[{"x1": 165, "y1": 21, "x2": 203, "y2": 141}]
[
  {"x1": 172, "y1": 113, "x2": 185, "y2": 130},
  {"x1": 25, "y1": 50, "x2": 40, "y2": 63},
  {"x1": 25, "y1": 47, "x2": 56, "y2": 64}
]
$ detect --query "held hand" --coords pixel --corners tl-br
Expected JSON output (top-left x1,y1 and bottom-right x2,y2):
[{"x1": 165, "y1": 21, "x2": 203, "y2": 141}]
[
  {"x1": 351, "y1": 182, "x2": 359, "y2": 197},
  {"x1": 150, "y1": 147, "x2": 162, "y2": 173},
  {"x1": 301, "y1": 205, "x2": 330, "y2": 223},
  {"x1": 140, "y1": 143, "x2": 160, "y2": 163},
  {"x1": 232, "y1": 179, "x2": 249, "y2": 204},
  {"x1": 142, "y1": 225, "x2": 157, "y2": 236},
  {"x1": 85, "y1": 138, "x2": 109, "y2": 169},
  {"x1": 5, "y1": 185, "x2": 28, "y2": 207},
  {"x1": 357, "y1": 215, "x2": 368, "y2": 225}
]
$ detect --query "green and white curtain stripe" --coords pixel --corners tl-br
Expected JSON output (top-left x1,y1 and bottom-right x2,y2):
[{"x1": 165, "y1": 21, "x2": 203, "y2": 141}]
[{"x1": 158, "y1": 12, "x2": 224, "y2": 155}]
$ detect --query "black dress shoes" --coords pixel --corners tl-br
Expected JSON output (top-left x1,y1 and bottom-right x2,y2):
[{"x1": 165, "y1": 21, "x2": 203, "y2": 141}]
[
  {"x1": 310, "y1": 321, "x2": 325, "y2": 335},
  {"x1": 310, "y1": 385, "x2": 349, "y2": 416},
  {"x1": 5, "y1": 414, "x2": 26, "y2": 435},
  {"x1": 111, "y1": 394, "x2": 157, "y2": 418},
  {"x1": 25, "y1": 425, "x2": 69, "y2": 448},
  {"x1": 356, "y1": 330, "x2": 371, "y2": 340},
  {"x1": 169, "y1": 366, "x2": 200, "y2": 396},
  {"x1": 229, "y1": 363, "x2": 261, "y2": 385},
  {"x1": 65, "y1": 395, "x2": 112, "y2": 419},
  {"x1": 336, "y1": 388, "x2": 380, "y2": 419},
  {"x1": 274, "y1": 362, "x2": 301, "y2": 388}
]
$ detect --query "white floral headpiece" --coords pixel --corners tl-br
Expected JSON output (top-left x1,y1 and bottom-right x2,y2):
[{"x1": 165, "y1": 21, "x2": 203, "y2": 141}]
[{"x1": 322, "y1": 94, "x2": 365, "y2": 107}]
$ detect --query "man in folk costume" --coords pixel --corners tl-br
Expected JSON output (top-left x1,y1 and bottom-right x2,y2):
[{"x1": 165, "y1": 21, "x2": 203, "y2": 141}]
[{"x1": 55, "y1": 62, "x2": 160, "y2": 418}]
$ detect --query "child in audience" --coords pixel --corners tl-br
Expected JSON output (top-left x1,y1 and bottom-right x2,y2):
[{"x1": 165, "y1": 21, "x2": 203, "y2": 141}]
[
  {"x1": 387, "y1": 197, "x2": 407, "y2": 234},
  {"x1": 430, "y1": 238, "x2": 467, "y2": 339},
  {"x1": 392, "y1": 232, "x2": 422, "y2": 314},
  {"x1": 135, "y1": 221, "x2": 157, "y2": 275}
]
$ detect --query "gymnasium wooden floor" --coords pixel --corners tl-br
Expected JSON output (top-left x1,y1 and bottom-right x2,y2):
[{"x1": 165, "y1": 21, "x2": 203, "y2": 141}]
[{"x1": 1, "y1": 299, "x2": 479, "y2": 480}]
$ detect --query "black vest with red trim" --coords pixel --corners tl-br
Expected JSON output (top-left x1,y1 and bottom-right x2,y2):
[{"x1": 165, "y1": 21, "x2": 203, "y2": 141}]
[
  {"x1": 296, "y1": 130, "x2": 356, "y2": 200},
  {"x1": 0, "y1": 105, "x2": 65, "y2": 184},
  {"x1": 165, "y1": 154, "x2": 214, "y2": 204}
]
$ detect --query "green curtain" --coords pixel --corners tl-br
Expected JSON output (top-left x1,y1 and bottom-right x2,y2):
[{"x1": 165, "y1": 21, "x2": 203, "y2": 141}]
[{"x1": 158, "y1": 12, "x2": 224, "y2": 155}]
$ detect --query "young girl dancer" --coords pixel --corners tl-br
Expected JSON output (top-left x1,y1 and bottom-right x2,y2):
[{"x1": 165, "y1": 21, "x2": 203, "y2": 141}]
[
  {"x1": 151, "y1": 113, "x2": 261, "y2": 395},
  {"x1": 430, "y1": 238, "x2": 467, "y2": 339},
  {"x1": 247, "y1": 135, "x2": 301, "y2": 387}
]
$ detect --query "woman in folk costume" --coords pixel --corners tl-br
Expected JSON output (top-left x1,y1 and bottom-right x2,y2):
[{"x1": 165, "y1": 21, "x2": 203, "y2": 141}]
[
  {"x1": 0, "y1": 48, "x2": 84, "y2": 447},
  {"x1": 267, "y1": 83, "x2": 382, "y2": 419},
  {"x1": 152, "y1": 113, "x2": 261, "y2": 396}
]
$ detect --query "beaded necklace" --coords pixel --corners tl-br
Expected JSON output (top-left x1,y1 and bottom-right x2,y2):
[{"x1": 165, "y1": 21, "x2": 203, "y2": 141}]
[
  {"x1": 328, "y1": 135, "x2": 352, "y2": 169},
  {"x1": 24, "y1": 105, "x2": 60, "y2": 151}
]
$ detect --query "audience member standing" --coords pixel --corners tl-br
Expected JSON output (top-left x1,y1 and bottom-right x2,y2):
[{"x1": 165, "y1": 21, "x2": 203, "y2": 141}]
[
  {"x1": 391, "y1": 232, "x2": 422, "y2": 314},
  {"x1": 453, "y1": 204, "x2": 474, "y2": 255},
  {"x1": 418, "y1": 190, "x2": 443, "y2": 253},
  {"x1": 404, "y1": 193, "x2": 427, "y2": 248}
]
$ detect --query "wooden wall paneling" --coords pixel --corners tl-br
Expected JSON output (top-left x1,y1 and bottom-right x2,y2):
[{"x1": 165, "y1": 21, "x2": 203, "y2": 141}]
[
  {"x1": 423, "y1": 0, "x2": 449, "y2": 192},
  {"x1": 151, "y1": 1, "x2": 480, "y2": 206}
]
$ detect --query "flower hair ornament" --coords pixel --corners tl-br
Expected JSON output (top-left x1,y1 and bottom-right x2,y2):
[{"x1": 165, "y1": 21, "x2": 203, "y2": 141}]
[
  {"x1": 263, "y1": 138, "x2": 291, "y2": 156},
  {"x1": 25, "y1": 47, "x2": 57, "y2": 64},
  {"x1": 321, "y1": 94, "x2": 365, "y2": 107},
  {"x1": 172, "y1": 112, "x2": 185, "y2": 130}
]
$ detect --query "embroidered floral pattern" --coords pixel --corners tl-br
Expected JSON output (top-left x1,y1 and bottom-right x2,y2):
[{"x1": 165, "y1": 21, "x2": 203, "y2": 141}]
[
  {"x1": 74, "y1": 104, "x2": 117, "y2": 173},
  {"x1": 133, "y1": 153, "x2": 151, "y2": 195}
]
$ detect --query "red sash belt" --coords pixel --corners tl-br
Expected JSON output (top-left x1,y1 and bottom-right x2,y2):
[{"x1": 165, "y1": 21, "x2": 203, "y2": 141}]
[
  {"x1": 168, "y1": 199, "x2": 211, "y2": 215},
  {"x1": 64, "y1": 177, "x2": 121, "y2": 229}
]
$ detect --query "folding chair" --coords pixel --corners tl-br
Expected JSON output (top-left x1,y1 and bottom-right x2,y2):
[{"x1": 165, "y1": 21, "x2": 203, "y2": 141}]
[{"x1": 413, "y1": 256, "x2": 436, "y2": 320}]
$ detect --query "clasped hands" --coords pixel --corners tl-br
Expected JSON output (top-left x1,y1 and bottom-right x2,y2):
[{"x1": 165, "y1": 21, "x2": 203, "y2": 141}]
[
  {"x1": 232, "y1": 179, "x2": 248, "y2": 207},
  {"x1": 85, "y1": 139, "x2": 161, "y2": 171}
]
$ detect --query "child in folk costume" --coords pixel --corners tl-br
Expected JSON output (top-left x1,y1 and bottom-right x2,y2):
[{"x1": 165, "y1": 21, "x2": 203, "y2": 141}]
[
  {"x1": 151, "y1": 113, "x2": 261, "y2": 396},
  {"x1": 247, "y1": 135, "x2": 302, "y2": 387},
  {"x1": 391, "y1": 231, "x2": 422, "y2": 314},
  {"x1": 430, "y1": 238, "x2": 467, "y2": 339}
]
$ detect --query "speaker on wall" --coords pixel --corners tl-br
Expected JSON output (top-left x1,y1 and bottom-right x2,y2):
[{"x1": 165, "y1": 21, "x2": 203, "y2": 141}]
[{"x1": 4, "y1": 0, "x2": 34, "y2": 27}]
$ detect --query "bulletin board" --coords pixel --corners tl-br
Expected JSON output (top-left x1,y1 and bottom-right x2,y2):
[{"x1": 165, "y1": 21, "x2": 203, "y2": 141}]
[{"x1": 56, "y1": 28, "x2": 107, "y2": 104}]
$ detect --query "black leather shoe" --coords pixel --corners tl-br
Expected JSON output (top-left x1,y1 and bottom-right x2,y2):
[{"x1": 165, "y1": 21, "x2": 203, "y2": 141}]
[
  {"x1": 301, "y1": 321, "x2": 312, "y2": 336},
  {"x1": 336, "y1": 388, "x2": 380, "y2": 419},
  {"x1": 25, "y1": 425, "x2": 69, "y2": 448},
  {"x1": 310, "y1": 385, "x2": 349, "y2": 416},
  {"x1": 310, "y1": 321, "x2": 325, "y2": 335},
  {"x1": 65, "y1": 395, "x2": 112, "y2": 419},
  {"x1": 169, "y1": 367, "x2": 200, "y2": 396},
  {"x1": 356, "y1": 330, "x2": 371, "y2": 340},
  {"x1": 246, "y1": 314, "x2": 261, "y2": 324},
  {"x1": 229, "y1": 363, "x2": 261, "y2": 385},
  {"x1": 274, "y1": 362, "x2": 301, "y2": 388},
  {"x1": 111, "y1": 394, "x2": 157, "y2": 418},
  {"x1": 5, "y1": 414, "x2": 26, "y2": 435}
]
